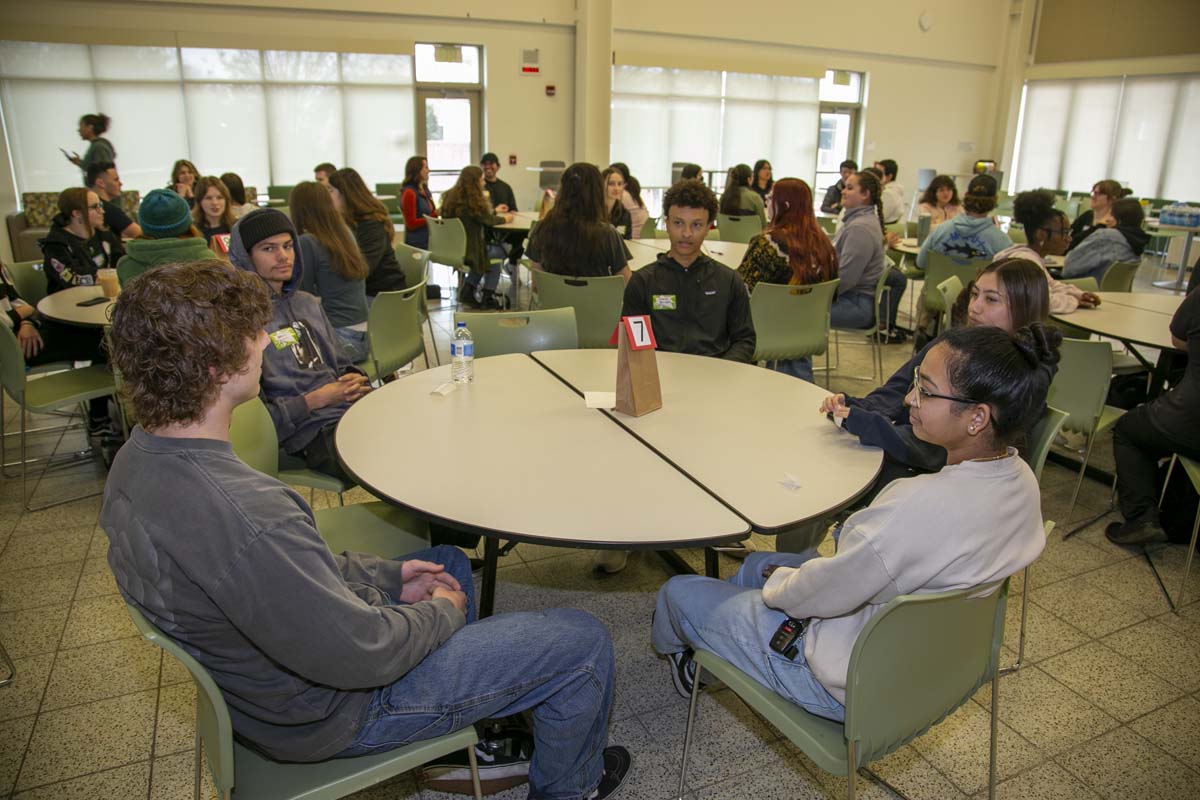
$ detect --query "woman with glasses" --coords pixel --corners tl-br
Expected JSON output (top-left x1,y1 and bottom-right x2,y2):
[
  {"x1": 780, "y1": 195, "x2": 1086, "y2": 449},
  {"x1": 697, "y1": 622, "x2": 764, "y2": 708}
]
[
  {"x1": 39, "y1": 187, "x2": 125, "y2": 295},
  {"x1": 995, "y1": 189, "x2": 1098, "y2": 313},
  {"x1": 1069, "y1": 179, "x2": 1132, "y2": 248},
  {"x1": 655, "y1": 323, "x2": 1057, "y2": 718}
]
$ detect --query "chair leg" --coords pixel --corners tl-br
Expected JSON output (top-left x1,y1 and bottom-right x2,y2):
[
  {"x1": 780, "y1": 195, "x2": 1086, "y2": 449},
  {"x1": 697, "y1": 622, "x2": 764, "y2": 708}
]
[
  {"x1": 337, "y1": 491, "x2": 345, "y2": 507},
  {"x1": 988, "y1": 669, "x2": 1000, "y2": 800},
  {"x1": 1174, "y1": 507, "x2": 1200, "y2": 612},
  {"x1": 1000, "y1": 564, "x2": 1031, "y2": 676},
  {"x1": 194, "y1": 728, "x2": 203, "y2": 800},
  {"x1": 0, "y1": 636, "x2": 15, "y2": 688},
  {"x1": 1061, "y1": 434, "x2": 1098, "y2": 539},
  {"x1": 426, "y1": 318, "x2": 442, "y2": 366},
  {"x1": 466, "y1": 743, "x2": 484, "y2": 800},
  {"x1": 845, "y1": 738, "x2": 857, "y2": 800},
  {"x1": 676, "y1": 663, "x2": 704, "y2": 800}
]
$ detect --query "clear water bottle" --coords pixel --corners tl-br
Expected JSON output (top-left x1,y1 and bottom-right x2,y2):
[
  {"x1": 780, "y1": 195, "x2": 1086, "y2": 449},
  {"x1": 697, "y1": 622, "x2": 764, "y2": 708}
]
[{"x1": 450, "y1": 321, "x2": 474, "y2": 383}]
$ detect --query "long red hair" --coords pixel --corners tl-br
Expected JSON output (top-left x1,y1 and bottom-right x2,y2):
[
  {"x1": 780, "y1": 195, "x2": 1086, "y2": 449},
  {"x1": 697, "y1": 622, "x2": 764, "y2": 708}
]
[{"x1": 766, "y1": 179, "x2": 837, "y2": 284}]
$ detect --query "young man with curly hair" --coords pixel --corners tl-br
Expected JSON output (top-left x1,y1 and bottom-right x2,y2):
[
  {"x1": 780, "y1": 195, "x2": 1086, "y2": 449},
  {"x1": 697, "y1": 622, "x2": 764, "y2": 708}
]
[{"x1": 100, "y1": 260, "x2": 629, "y2": 798}]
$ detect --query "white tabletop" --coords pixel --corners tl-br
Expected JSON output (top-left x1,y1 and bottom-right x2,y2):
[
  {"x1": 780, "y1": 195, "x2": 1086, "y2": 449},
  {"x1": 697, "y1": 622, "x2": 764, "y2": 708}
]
[
  {"x1": 1096, "y1": 291, "x2": 1182, "y2": 316},
  {"x1": 1052, "y1": 300, "x2": 1180, "y2": 351},
  {"x1": 494, "y1": 210, "x2": 540, "y2": 231},
  {"x1": 624, "y1": 238, "x2": 748, "y2": 271},
  {"x1": 335, "y1": 353, "x2": 749, "y2": 548},
  {"x1": 36, "y1": 285, "x2": 115, "y2": 327},
  {"x1": 894, "y1": 238, "x2": 920, "y2": 256},
  {"x1": 532, "y1": 350, "x2": 884, "y2": 532}
]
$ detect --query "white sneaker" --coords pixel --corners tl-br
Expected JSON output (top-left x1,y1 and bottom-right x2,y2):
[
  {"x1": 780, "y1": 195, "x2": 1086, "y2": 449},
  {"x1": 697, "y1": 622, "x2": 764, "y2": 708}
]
[
  {"x1": 711, "y1": 540, "x2": 756, "y2": 560},
  {"x1": 593, "y1": 550, "x2": 630, "y2": 574}
]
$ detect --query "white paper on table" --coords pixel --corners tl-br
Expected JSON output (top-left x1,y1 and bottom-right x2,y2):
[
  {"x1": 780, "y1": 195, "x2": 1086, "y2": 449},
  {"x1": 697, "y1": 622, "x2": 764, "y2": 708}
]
[
  {"x1": 584, "y1": 391, "x2": 616, "y2": 409},
  {"x1": 431, "y1": 382, "x2": 457, "y2": 396},
  {"x1": 778, "y1": 473, "x2": 802, "y2": 491}
]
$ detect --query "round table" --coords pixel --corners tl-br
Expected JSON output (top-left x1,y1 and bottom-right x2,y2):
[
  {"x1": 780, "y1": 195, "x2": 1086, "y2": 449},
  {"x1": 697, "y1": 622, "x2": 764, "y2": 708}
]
[
  {"x1": 494, "y1": 210, "x2": 540, "y2": 231},
  {"x1": 1145, "y1": 221, "x2": 1199, "y2": 291},
  {"x1": 624, "y1": 238, "x2": 748, "y2": 271},
  {"x1": 36, "y1": 285, "x2": 115, "y2": 327}
]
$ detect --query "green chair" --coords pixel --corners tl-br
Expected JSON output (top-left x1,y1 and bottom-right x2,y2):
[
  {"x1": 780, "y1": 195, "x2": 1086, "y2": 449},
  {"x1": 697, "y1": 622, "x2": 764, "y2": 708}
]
[
  {"x1": 532, "y1": 271, "x2": 624, "y2": 349},
  {"x1": 830, "y1": 260, "x2": 896, "y2": 384},
  {"x1": 749, "y1": 279, "x2": 840, "y2": 389},
  {"x1": 124, "y1": 604, "x2": 481, "y2": 800},
  {"x1": 935, "y1": 275, "x2": 963, "y2": 332},
  {"x1": 1059, "y1": 277, "x2": 1098, "y2": 292},
  {"x1": 454, "y1": 308, "x2": 577, "y2": 358},
  {"x1": 715, "y1": 213, "x2": 763, "y2": 243},
  {"x1": 267, "y1": 184, "x2": 295, "y2": 202},
  {"x1": 365, "y1": 281, "x2": 429, "y2": 379},
  {"x1": 922, "y1": 253, "x2": 989, "y2": 334},
  {"x1": 639, "y1": 216, "x2": 660, "y2": 239},
  {"x1": 7, "y1": 260, "x2": 48, "y2": 306},
  {"x1": 0, "y1": 323, "x2": 115, "y2": 511},
  {"x1": 818, "y1": 216, "x2": 838, "y2": 236},
  {"x1": 677, "y1": 580, "x2": 1010, "y2": 800},
  {"x1": 393, "y1": 242, "x2": 440, "y2": 365},
  {"x1": 374, "y1": 182, "x2": 405, "y2": 225},
  {"x1": 425, "y1": 216, "x2": 470, "y2": 303},
  {"x1": 1047, "y1": 339, "x2": 1125, "y2": 537},
  {"x1": 1152, "y1": 455, "x2": 1200, "y2": 611},
  {"x1": 1099, "y1": 260, "x2": 1139, "y2": 292},
  {"x1": 1007, "y1": 227, "x2": 1027, "y2": 245},
  {"x1": 884, "y1": 221, "x2": 907, "y2": 241}
]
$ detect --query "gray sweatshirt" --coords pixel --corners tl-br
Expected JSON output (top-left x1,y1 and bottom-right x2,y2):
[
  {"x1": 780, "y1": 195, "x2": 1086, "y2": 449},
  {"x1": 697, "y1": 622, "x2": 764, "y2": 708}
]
[
  {"x1": 831, "y1": 205, "x2": 886, "y2": 298},
  {"x1": 101, "y1": 428, "x2": 465, "y2": 761}
]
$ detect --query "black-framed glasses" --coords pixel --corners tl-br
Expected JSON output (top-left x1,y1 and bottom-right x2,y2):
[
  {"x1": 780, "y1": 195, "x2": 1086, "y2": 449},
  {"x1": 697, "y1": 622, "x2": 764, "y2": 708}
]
[
  {"x1": 87, "y1": 203, "x2": 104, "y2": 211},
  {"x1": 910, "y1": 368, "x2": 978, "y2": 409}
]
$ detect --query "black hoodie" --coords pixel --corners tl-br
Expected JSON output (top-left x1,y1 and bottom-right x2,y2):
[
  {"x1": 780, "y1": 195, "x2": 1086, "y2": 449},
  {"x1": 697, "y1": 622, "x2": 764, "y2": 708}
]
[{"x1": 37, "y1": 213, "x2": 125, "y2": 295}]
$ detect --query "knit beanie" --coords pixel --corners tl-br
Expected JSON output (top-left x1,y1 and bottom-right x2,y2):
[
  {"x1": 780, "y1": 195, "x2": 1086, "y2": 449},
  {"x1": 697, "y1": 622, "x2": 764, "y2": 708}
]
[
  {"x1": 237, "y1": 208, "x2": 295, "y2": 252},
  {"x1": 138, "y1": 189, "x2": 193, "y2": 238}
]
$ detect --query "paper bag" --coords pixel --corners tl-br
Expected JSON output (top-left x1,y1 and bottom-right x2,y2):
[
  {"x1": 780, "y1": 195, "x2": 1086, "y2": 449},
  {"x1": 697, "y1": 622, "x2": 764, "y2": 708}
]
[{"x1": 615, "y1": 315, "x2": 662, "y2": 417}]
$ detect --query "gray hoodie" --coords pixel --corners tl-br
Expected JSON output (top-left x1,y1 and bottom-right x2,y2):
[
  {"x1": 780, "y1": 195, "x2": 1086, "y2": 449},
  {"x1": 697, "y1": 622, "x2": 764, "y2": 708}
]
[
  {"x1": 831, "y1": 205, "x2": 886, "y2": 298},
  {"x1": 229, "y1": 217, "x2": 358, "y2": 454}
]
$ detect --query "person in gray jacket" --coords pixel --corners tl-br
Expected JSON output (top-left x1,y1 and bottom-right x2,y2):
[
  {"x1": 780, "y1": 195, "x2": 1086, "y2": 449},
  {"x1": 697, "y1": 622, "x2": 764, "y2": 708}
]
[
  {"x1": 1062, "y1": 197, "x2": 1149, "y2": 285},
  {"x1": 831, "y1": 171, "x2": 888, "y2": 330},
  {"x1": 100, "y1": 260, "x2": 630, "y2": 797}
]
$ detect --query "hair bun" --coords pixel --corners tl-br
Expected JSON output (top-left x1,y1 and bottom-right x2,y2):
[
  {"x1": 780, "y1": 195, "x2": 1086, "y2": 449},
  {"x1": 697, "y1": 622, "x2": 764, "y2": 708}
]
[{"x1": 1013, "y1": 323, "x2": 1062, "y2": 375}]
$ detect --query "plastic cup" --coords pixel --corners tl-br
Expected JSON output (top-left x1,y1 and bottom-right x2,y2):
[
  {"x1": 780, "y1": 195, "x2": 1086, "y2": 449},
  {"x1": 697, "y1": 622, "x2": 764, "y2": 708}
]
[{"x1": 97, "y1": 268, "x2": 119, "y2": 298}]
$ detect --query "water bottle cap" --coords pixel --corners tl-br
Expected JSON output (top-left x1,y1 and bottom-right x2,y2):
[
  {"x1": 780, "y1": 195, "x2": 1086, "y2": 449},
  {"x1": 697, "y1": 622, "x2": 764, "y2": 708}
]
[{"x1": 456, "y1": 321, "x2": 466, "y2": 328}]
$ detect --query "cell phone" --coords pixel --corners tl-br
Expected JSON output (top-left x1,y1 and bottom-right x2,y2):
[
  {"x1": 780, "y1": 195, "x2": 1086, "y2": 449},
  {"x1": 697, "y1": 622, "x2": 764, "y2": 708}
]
[{"x1": 76, "y1": 296, "x2": 109, "y2": 307}]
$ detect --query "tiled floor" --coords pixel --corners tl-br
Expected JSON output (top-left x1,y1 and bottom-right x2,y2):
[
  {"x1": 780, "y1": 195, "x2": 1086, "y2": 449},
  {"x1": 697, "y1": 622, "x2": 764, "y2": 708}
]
[{"x1": 2, "y1": 258, "x2": 1200, "y2": 799}]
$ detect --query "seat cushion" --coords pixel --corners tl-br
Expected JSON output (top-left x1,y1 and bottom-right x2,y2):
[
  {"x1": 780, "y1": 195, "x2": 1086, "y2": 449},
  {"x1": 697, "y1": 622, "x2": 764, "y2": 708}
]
[{"x1": 21, "y1": 193, "x2": 58, "y2": 227}]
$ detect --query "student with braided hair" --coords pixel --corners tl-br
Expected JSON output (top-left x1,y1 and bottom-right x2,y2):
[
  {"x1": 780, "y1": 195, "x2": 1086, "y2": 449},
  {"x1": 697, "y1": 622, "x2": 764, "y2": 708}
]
[{"x1": 830, "y1": 170, "x2": 888, "y2": 331}]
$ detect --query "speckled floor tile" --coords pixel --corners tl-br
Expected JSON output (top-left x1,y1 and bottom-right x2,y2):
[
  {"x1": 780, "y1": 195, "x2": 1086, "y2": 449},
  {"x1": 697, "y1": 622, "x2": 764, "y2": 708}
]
[
  {"x1": 0, "y1": 560, "x2": 82, "y2": 612},
  {"x1": 1084, "y1": 557, "x2": 1174, "y2": 617},
  {"x1": 159, "y1": 652, "x2": 190, "y2": 687},
  {"x1": 690, "y1": 741, "x2": 825, "y2": 800},
  {"x1": 1056, "y1": 725, "x2": 1200, "y2": 800},
  {"x1": 794, "y1": 741, "x2": 966, "y2": 800},
  {"x1": 42, "y1": 636, "x2": 160, "y2": 711},
  {"x1": 1154, "y1": 600, "x2": 1200, "y2": 642},
  {"x1": 15, "y1": 689, "x2": 156, "y2": 791},
  {"x1": 976, "y1": 667, "x2": 1119, "y2": 755},
  {"x1": 154, "y1": 682, "x2": 196, "y2": 757},
  {"x1": 1101, "y1": 617, "x2": 1200, "y2": 691},
  {"x1": 976, "y1": 759, "x2": 1101, "y2": 800},
  {"x1": 72, "y1": 556, "x2": 118, "y2": 601},
  {"x1": 1, "y1": 714, "x2": 36, "y2": 795},
  {"x1": 0, "y1": 526, "x2": 92, "y2": 573},
  {"x1": 0, "y1": 651, "x2": 53, "y2": 722},
  {"x1": 1039, "y1": 641, "x2": 1183, "y2": 723},
  {"x1": 9, "y1": 496, "x2": 101, "y2": 538},
  {"x1": 1128, "y1": 695, "x2": 1200, "y2": 772},
  {"x1": 1144, "y1": 544, "x2": 1200, "y2": 602},
  {"x1": 86, "y1": 527, "x2": 109, "y2": 561},
  {"x1": 12, "y1": 761, "x2": 151, "y2": 799},
  {"x1": 610, "y1": 625, "x2": 680, "y2": 723},
  {"x1": 148, "y1": 751, "x2": 219, "y2": 800},
  {"x1": 1001, "y1": 595, "x2": 1090, "y2": 665},
  {"x1": 339, "y1": 772, "x2": 420, "y2": 799},
  {"x1": 0, "y1": 603, "x2": 70, "y2": 659},
  {"x1": 58, "y1": 594, "x2": 137, "y2": 649},
  {"x1": 1031, "y1": 574, "x2": 1146, "y2": 638}
]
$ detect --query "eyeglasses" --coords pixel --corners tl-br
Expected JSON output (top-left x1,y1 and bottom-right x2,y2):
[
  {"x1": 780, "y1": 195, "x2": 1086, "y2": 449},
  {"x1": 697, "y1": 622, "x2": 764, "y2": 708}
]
[
  {"x1": 910, "y1": 368, "x2": 978, "y2": 409},
  {"x1": 87, "y1": 203, "x2": 104, "y2": 210}
]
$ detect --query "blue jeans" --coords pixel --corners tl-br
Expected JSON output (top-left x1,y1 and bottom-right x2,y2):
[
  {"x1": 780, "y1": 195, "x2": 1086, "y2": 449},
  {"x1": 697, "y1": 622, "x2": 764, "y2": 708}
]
[
  {"x1": 769, "y1": 357, "x2": 814, "y2": 383},
  {"x1": 830, "y1": 290, "x2": 875, "y2": 331},
  {"x1": 464, "y1": 261, "x2": 503, "y2": 292},
  {"x1": 340, "y1": 546, "x2": 615, "y2": 800},
  {"x1": 335, "y1": 327, "x2": 369, "y2": 364},
  {"x1": 652, "y1": 550, "x2": 845, "y2": 722},
  {"x1": 881, "y1": 269, "x2": 907, "y2": 329}
]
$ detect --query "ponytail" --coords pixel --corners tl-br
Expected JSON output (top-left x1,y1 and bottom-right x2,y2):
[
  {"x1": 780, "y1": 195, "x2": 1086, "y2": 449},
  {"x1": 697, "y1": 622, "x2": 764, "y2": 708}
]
[{"x1": 854, "y1": 170, "x2": 886, "y2": 236}]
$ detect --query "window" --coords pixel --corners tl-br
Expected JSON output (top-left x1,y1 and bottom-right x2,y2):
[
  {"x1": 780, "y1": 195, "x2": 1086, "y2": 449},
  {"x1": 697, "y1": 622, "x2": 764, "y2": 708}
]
[
  {"x1": 815, "y1": 70, "x2": 864, "y2": 198},
  {"x1": 414, "y1": 44, "x2": 481, "y2": 85},
  {"x1": 0, "y1": 41, "x2": 415, "y2": 197}
]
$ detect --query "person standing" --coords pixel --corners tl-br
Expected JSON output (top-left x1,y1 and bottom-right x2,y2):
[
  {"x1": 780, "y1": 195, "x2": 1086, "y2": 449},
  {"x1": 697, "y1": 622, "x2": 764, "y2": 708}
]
[
  {"x1": 400, "y1": 156, "x2": 438, "y2": 250},
  {"x1": 64, "y1": 113, "x2": 115, "y2": 178}
]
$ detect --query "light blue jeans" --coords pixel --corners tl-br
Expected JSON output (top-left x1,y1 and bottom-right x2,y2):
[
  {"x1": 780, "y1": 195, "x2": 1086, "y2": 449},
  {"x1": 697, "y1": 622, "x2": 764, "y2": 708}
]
[
  {"x1": 340, "y1": 546, "x2": 615, "y2": 800},
  {"x1": 334, "y1": 327, "x2": 369, "y2": 364},
  {"x1": 830, "y1": 290, "x2": 875, "y2": 330},
  {"x1": 652, "y1": 550, "x2": 845, "y2": 722},
  {"x1": 464, "y1": 261, "x2": 503, "y2": 292},
  {"x1": 769, "y1": 358, "x2": 814, "y2": 383}
]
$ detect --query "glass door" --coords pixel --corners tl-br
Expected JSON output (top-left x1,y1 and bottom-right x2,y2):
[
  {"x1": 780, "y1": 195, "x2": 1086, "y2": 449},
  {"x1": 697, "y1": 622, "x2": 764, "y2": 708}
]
[
  {"x1": 416, "y1": 89, "x2": 481, "y2": 195},
  {"x1": 815, "y1": 106, "x2": 857, "y2": 197}
]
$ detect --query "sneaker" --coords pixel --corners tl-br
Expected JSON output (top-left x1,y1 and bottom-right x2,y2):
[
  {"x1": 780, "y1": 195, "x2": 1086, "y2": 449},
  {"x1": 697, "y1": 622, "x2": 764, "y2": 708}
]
[
  {"x1": 1105, "y1": 518, "x2": 1168, "y2": 546},
  {"x1": 869, "y1": 329, "x2": 907, "y2": 345},
  {"x1": 667, "y1": 649, "x2": 707, "y2": 699},
  {"x1": 711, "y1": 540, "x2": 756, "y2": 559},
  {"x1": 593, "y1": 550, "x2": 629, "y2": 575},
  {"x1": 589, "y1": 745, "x2": 632, "y2": 800},
  {"x1": 423, "y1": 729, "x2": 533, "y2": 795}
]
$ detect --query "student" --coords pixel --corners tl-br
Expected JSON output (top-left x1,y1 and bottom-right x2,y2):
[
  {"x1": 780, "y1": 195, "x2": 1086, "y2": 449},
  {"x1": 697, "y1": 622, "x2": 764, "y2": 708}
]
[
  {"x1": 820, "y1": 160, "x2": 857, "y2": 215},
  {"x1": 680, "y1": 163, "x2": 703, "y2": 182},
  {"x1": 440, "y1": 165, "x2": 514, "y2": 309},
  {"x1": 874, "y1": 159, "x2": 906, "y2": 224},
  {"x1": 328, "y1": 167, "x2": 407, "y2": 297},
  {"x1": 1062, "y1": 198, "x2": 1149, "y2": 285},
  {"x1": 995, "y1": 189, "x2": 1097, "y2": 313},
  {"x1": 38, "y1": 187, "x2": 124, "y2": 295},
  {"x1": 751, "y1": 159, "x2": 773, "y2": 200},
  {"x1": 917, "y1": 175, "x2": 962, "y2": 227},
  {"x1": 169, "y1": 159, "x2": 199, "y2": 205},
  {"x1": 656, "y1": 324, "x2": 1055, "y2": 719},
  {"x1": 1069, "y1": 179, "x2": 1131, "y2": 247},
  {"x1": 481, "y1": 152, "x2": 517, "y2": 212},
  {"x1": 85, "y1": 161, "x2": 141, "y2": 238},
  {"x1": 1107, "y1": 288, "x2": 1200, "y2": 546},
  {"x1": 101, "y1": 260, "x2": 630, "y2": 799},
  {"x1": 601, "y1": 166, "x2": 634, "y2": 240},
  {"x1": 116, "y1": 189, "x2": 212, "y2": 286},
  {"x1": 916, "y1": 174, "x2": 1011, "y2": 269},
  {"x1": 527, "y1": 163, "x2": 632, "y2": 280},
  {"x1": 314, "y1": 162, "x2": 336, "y2": 186},
  {"x1": 289, "y1": 181, "x2": 370, "y2": 363},
  {"x1": 192, "y1": 176, "x2": 237, "y2": 245},
  {"x1": 220, "y1": 172, "x2": 258, "y2": 218},
  {"x1": 400, "y1": 155, "x2": 437, "y2": 249},
  {"x1": 608, "y1": 162, "x2": 650, "y2": 240},
  {"x1": 64, "y1": 113, "x2": 115, "y2": 177},
  {"x1": 829, "y1": 171, "x2": 888, "y2": 331},
  {"x1": 736, "y1": 178, "x2": 837, "y2": 383},
  {"x1": 718, "y1": 163, "x2": 766, "y2": 223}
]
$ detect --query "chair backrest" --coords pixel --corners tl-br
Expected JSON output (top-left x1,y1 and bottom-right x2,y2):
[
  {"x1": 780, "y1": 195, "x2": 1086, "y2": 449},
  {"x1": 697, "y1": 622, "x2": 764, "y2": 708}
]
[
  {"x1": 228, "y1": 397, "x2": 281, "y2": 477},
  {"x1": 1007, "y1": 226, "x2": 1027, "y2": 245},
  {"x1": 1100, "y1": 260, "x2": 1139, "y2": 292},
  {"x1": 125, "y1": 604, "x2": 236, "y2": 798},
  {"x1": 1047, "y1": 338, "x2": 1114, "y2": 435},
  {"x1": 425, "y1": 216, "x2": 468, "y2": 271},
  {"x1": 818, "y1": 216, "x2": 838, "y2": 236},
  {"x1": 844, "y1": 580, "x2": 1008, "y2": 766},
  {"x1": 375, "y1": 182, "x2": 402, "y2": 215},
  {"x1": 1024, "y1": 405, "x2": 1069, "y2": 482},
  {"x1": 7, "y1": 260, "x2": 47, "y2": 306},
  {"x1": 936, "y1": 275, "x2": 964, "y2": 332},
  {"x1": 0, "y1": 322, "x2": 28, "y2": 405},
  {"x1": 923, "y1": 253, "x2": 989, "y2": 311},
  {"x1": 715, "y1": 213, "x2": 763, "y2": 243},
  {"x1": 267, "y1": 184, "x2": 294, "y2": 201},
  {"x1": 533, "y1": 271, "x2": 625, "y2": 348},
  {"x1": 639, "y1": 216, "x2": 659, "y2": 239},
  {"x1": 1059, "y1": 276, "x2": 1099, "y2": 293},
  {"x1": 750, "y1": 279, "x2": 840, "y2": 361},
  {"x1": 884, "y1": 221, "x2": 907, "y2": 240},
  {"x1": 393, "y1": 242, "x2": 431, "y2": 319},
  {"x1": 454, "y1": 308, "x2": 578, "y2": 358},
  {"x1": 368, "y1": 282, "x2": 426, "y2": 376}
]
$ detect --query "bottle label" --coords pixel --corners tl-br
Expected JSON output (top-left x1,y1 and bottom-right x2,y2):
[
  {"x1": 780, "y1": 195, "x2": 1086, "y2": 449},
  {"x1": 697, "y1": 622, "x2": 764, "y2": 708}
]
[{"x1": 452, "y1": 342, "x2": 474, "y2": 358}]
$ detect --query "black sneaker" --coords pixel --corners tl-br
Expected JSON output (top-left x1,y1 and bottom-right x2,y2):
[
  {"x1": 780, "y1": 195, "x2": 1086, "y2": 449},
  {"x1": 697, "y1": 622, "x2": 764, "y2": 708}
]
[
  {"x1": 589, "y1": 745, "x2": 632, "y2": 800},
  {"x1": 1105, "y1": 518, "x2": 1168, "y2": 546},
  {"x1": 667, "y1": 650, "x2": 707, "y2": 699},
  {"x1": 869, "y1": 329, "x2": 907, "y2": 345},
  {"x1": 422, "y1": 729, "x2": 533, "y2": 795}
]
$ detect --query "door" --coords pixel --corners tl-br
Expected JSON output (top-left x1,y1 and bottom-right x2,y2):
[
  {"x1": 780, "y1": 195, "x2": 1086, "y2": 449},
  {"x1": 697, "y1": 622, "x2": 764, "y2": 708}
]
[
  {"x1": 815, "y1": 106, "x2": 858, "y2": 196},
  {"x1": 416, "y1": 89, "x2": 482, "y2": 194}
]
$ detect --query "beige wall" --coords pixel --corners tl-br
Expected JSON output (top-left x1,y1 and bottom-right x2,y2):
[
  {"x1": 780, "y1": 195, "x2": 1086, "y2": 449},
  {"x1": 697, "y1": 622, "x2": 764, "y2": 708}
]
[{"x1": 1036, "y1": 0, "x2": 1200, "y2": 63}]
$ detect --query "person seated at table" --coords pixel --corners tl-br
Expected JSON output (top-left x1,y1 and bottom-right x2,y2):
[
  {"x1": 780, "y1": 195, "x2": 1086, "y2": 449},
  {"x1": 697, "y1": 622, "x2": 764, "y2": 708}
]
[
  {"x1": 751, "y1": 159, "x2": 773, "y2": 200},
  {"x1": 601, "y1": 166, "x2": 634, "y2": 241},
  {"x1": 820, "y1": 160, "x2": 857, "y2": 215},
  {"x1": 219, "y1": 172, "x2": 258, "y2": 218},
  {"x1": 917, "y1": 174, "x2": 962, "y2": 227},
  {"x1": 101, "y1": 259, "x2": 631, "y2": 799},
  {"x1": 314, "y1": 162, "x2": 336, "y2": 186},
  {"x1": 1062, "y1": 197, "x2": 1149, "y2": 285},
  {"x1": 290, "y1": 181, "x2": 370, "y2": 363},
  {"x1": 38, "y1": 187, "x2": 125, "y2": 295},
  {"x1": 480, "y1": 152, "x2": 528, "y2": 268},
  {"x1": 874, "y1": 159, "x2": 906, "y2": 224},
  {"x1": 168, "y1": 159, "x2": 199, "y2": 206},
  {"x1": 192, "y1": 176, "x2": 237, "y2": 246},
  {"x1": 1106, "y1": 288, "x2": 1200, "y2": 546},
  {"x1": 995, "y1": 189, "x2": 1097, "y2": 313},
  {"x1": 916, "y1": 174, "x2": 1010, "y2": 270},
  {"x1": 736, "y1": 177, "x2": 838, "y2": 383},
  {"x1": 85, "y1": 161, "x2": 141, "y2": 238},
  {"x1": 1068, "y1": 179, "x2": 1131, "y2": 249},
  {"x1": 718, "y1": 163, "x2": 766, "y2": 223},
  {"x1": 527, "y1": 163, "x2": 631, "y2": 280},
  {"x1": 608, "y1": 162, "x2": 650, "y2": 239},
  {"x1": 328, "y1": 167, "x2": 407, "y2": 298},
  {"x1": 832, "y1": 170, "x2": 906, "y2": 344},
  {"x1": 116, "y1": 189, "x2": 211, "y2": 286},
  {"x1": 399, "y1": 155, "x2": 437, "y2": 250},
  {"x1": 440, "y1": 165, "x2": 514, "y2": 309},
  {"x1": 680, "y1": 163, "x2": 703, "y2": 183},
  {"x1": 655, "y1": 323, "x2": 1055, "y2": 718}
]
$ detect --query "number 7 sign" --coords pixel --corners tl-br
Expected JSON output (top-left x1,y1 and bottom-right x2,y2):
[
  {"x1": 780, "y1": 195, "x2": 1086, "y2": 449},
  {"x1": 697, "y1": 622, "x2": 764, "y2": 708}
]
[{"x1": 621, "y1": 315, "x2": 657, "y2": 350}]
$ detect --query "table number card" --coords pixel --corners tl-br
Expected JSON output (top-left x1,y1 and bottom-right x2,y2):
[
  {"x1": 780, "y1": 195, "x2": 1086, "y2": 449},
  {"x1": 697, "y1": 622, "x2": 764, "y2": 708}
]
[{"x1": 615, "y1": 315, "x2": 662, "y2": 417}]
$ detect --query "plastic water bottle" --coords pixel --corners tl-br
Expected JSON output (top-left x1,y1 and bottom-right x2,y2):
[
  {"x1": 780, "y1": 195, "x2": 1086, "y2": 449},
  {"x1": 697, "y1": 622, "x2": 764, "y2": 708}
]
[{"x1": 450, "y1": 321, "x2": 474, "y2": 383}]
